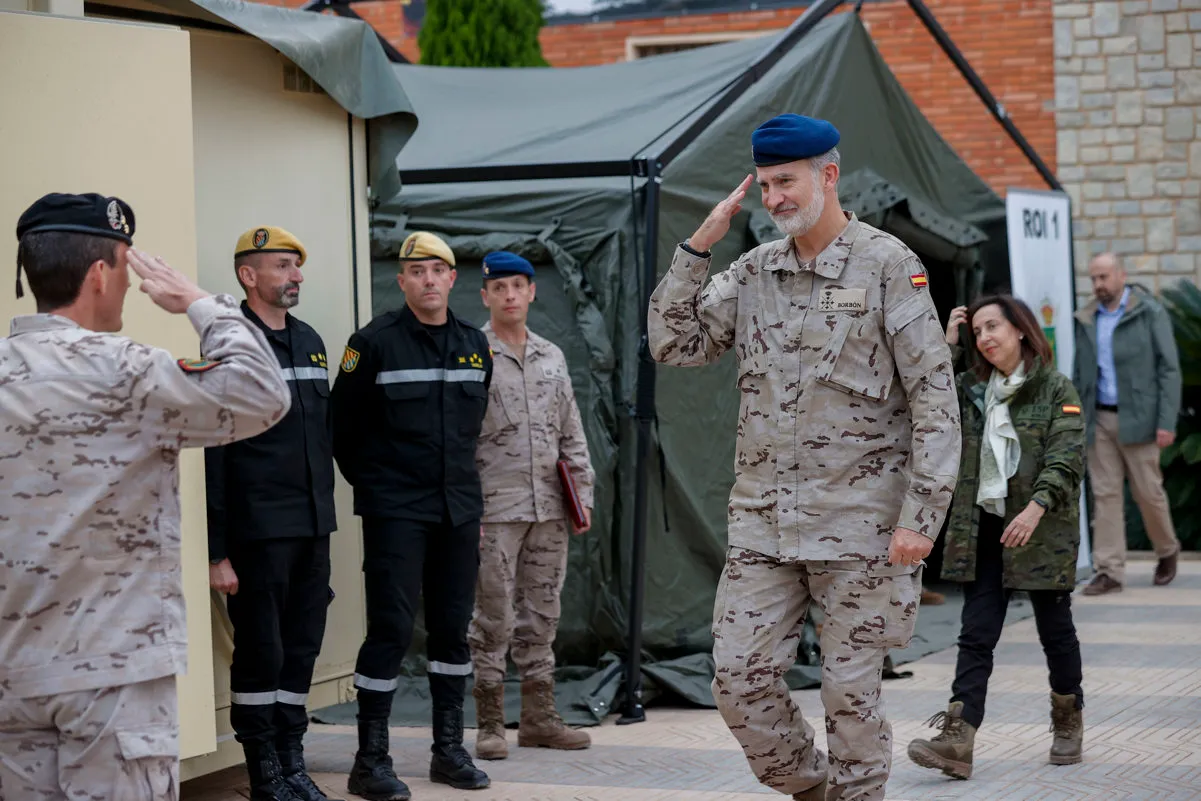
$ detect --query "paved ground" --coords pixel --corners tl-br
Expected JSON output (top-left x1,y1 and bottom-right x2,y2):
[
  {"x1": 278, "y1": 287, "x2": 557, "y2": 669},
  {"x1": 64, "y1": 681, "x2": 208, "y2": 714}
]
[{"x1": 183, "y1": 560, "x2": 1201, "y2": 801}]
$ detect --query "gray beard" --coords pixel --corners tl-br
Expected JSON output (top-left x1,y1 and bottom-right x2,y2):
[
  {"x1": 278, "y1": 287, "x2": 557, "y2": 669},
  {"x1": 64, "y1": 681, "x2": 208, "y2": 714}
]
[{"x1": 771, "y1": 189, "x2": 824, "y2": 238}]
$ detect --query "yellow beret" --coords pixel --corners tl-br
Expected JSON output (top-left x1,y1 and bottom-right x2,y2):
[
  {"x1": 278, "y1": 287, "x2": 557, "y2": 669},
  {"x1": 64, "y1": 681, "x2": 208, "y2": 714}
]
[
  {"x1": 400, "y1": 231, "x2": 455, "y2": 266},
  {"x1": 234, "y1": 226, "x2": 307, "y2": 266}
]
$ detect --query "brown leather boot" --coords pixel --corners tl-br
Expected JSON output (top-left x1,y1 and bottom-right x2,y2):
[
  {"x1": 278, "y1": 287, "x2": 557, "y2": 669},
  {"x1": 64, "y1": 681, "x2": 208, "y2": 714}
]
[
  {"x1": 907, "y1": 701, "x2": 976, "y2": 779},
  {"x1": 1049, "y1": 692, "x2": 1083, "y2": 765},
  {"x1": 517, "y1": 679, "x2": 590, "y2": 751},
  {"x1": 472, "y1": 682, "x2": 507, "y2": 760},
  {"x1": 1154, "y1": 551, "x2": 1178, "y2": 586},
  {"x1": 1081, "y1": 574, "x2": 1122, "y2": 596}
]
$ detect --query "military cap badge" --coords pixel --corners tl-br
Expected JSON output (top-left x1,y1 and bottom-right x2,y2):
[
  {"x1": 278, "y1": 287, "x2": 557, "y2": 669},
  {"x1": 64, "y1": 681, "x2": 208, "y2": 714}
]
[{"x1": 253, "y1": 228, "x2": 270, "y2": 249}]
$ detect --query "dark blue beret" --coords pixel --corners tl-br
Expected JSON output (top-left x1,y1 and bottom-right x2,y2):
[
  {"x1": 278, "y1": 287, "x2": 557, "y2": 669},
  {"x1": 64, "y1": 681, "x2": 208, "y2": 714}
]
[
  {"x1": 751, "y1": 114, "x2": 840, "y2": 167},
  {"x1": 482, "y1": 251, "x2": 534, "y2": 279},
  {"x1": 17, "y1": 193, "x2": 135, "y2": 244}
]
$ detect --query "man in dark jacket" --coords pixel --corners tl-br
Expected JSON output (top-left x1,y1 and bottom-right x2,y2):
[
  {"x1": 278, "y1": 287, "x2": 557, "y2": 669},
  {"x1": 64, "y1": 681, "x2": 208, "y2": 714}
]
[
  {"x1": 1073, "y1": 253, "x2": 1182, "y2": 595},
  {"x1": 332, "y1": 231, "x2": 492, "y2": 800},
  {"x1": 206, "y1": 226, "x2": 337, "y2": 801}
]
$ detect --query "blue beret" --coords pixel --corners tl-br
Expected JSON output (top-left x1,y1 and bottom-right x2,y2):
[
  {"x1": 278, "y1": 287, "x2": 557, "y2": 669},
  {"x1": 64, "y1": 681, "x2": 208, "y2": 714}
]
[
  {"x1": 482, "y1": 251, "x2": 534, "y2": 279},
  {"x1": 751, "y1": 114, "x2": 840, "y2": 167}
]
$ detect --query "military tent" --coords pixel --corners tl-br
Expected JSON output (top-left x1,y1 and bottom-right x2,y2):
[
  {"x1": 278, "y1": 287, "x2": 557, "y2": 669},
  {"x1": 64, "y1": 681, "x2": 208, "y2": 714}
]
[{"x1": 313, "y1": 7, "x2": 1008, "y2": 728}]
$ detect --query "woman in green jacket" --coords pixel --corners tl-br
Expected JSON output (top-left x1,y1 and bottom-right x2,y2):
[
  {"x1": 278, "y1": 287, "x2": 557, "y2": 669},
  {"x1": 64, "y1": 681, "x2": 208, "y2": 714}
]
[{"x1": 907, "y1": 295, "x2": 1086, "y2": 780}]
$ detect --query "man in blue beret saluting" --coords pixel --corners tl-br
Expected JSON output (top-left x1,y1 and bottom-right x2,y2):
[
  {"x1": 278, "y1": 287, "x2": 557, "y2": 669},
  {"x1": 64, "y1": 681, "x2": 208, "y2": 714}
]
[{"x1": 648, "y1": 114, "x2": 962, "y2": 800}]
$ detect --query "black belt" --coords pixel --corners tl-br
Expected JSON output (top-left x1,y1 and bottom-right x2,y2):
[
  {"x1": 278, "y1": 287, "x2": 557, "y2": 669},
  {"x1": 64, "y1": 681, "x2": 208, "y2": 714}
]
[{"x1": 1096, "y1": 403, "x2": 1118, "y2": 412}]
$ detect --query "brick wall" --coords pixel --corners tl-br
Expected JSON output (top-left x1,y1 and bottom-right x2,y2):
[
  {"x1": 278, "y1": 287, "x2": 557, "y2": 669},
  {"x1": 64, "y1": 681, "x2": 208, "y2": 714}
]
[
  {"x1": 1053, "y1": 0, "x2": 1201, "y2": 300},
  {"x1": 540, "y1": 1, "x2": 1057, "y2": 196},
  {"x1": 242, "y1": 0, "x2": 1055, "y2": 198}
]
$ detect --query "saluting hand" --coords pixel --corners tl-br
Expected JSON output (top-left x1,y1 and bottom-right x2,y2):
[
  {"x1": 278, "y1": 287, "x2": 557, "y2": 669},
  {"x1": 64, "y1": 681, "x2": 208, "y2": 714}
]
[
  {"x1": 945, "y1": 306, "x2": 968, "y2": 346},
  {"x1": 688, "y1": 174, "x2": 755, "y2": 254},
  {"x1": 209, "y1": 558, "x2": 239, "y2": 595},
  {"x1": 127, "y1": 249, "x2": 209, "y2": 314},
  {"x1": 888, "y1": 527, "x2": 933, "y2": 568}
]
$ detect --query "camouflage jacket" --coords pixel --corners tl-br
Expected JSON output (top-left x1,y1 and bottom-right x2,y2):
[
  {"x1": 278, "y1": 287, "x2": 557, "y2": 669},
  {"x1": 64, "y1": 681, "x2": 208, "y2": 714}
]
[
  {"x1": 940, "y1": 360, "x2": 1085, "y2": 590},
  {"x1": 648, "y1": 213, "x2": 961, "y2": 561},
  {"x1": 0, "y1": 295, "x2": 290, "y2": 699},
  {"x1": 477, "y1": 323, "x2": 594, "y2": 523}
]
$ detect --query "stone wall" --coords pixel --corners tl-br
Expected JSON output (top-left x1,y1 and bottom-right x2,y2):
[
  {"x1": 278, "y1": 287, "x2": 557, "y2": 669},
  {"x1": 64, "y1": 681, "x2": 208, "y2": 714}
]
[{"x1": 1054, "y1": 0, "x2": 1201, "y2": 304}]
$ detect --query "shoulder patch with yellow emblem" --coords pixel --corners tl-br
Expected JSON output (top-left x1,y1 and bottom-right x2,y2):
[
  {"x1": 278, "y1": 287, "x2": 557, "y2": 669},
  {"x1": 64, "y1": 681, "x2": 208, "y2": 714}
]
[
  {"x1": 1062, "y1": 404, "x2": 1081, "y2": 415},
  {"x1": 341, "y1": 346, "x2": 360, "y2": 373},
  {"x1": 178, "y1": 358, "x2": 220, "y2": 373}
]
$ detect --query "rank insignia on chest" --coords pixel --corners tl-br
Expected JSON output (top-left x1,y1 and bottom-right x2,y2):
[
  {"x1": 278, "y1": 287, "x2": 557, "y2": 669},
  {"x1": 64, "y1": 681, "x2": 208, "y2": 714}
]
[
  {"x1": 341, "y1": 347, "x2": 360, "y2": 373},
  {"x1": 177, "y1": 358, "x2": 220, "y2": 373},
  {"x1": 458, "y1": 356, "x2": 467, "y2": 364},
  {"x1": 469, "y1": 352, "x2": 484, "y2": 369},
  {"x1": 1062, "y1": 404, "x2": 1081, "y2": 415},
  {"x1": 909, "y1": 274, "x2": 928, "y2": 288},
  {"x1": 310, "y1": 352, "x2": 327, "y2": 368}
]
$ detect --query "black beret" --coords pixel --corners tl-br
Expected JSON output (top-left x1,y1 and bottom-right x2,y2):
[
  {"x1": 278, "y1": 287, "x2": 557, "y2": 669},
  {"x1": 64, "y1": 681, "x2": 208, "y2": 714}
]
[
  {"x1": 14, "y1": 193, "x2": 135, "y2": 299},
  {"x1": 751, "y1": 114, "x2": 841, "y2": 167},
  {"x1": 17, "y1": 193, "x2": 135, "y2": 244}
]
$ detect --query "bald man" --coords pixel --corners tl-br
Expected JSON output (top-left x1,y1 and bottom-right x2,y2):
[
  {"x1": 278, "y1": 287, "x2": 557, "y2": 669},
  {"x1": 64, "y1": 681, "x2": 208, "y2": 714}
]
[{"x1": 1073, "y1": 253, "x2": 1181, "y2": 595}]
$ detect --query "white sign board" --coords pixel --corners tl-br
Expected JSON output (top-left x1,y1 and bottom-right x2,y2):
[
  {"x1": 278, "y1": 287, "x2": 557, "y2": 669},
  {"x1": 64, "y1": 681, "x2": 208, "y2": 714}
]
[{"x1": 1005, "y1": 188, "x2": 1090, "y2": 573}]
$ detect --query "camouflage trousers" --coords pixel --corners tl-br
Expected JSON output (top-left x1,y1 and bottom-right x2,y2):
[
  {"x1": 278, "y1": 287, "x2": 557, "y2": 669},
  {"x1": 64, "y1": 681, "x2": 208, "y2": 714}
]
[
  {"x1": 469, "y1": 520, "x2": 570, "y2": 685},
  {"x1": 0, "y1": 675, "x2": 178, "y2": 800},
  {"x1": 711, "y1": 549, "x2": 921, "y2": 801}
]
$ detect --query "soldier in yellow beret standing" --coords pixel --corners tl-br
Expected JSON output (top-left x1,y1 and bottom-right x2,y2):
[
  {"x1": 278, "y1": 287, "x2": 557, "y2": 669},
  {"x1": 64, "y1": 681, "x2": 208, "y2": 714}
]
[
  {"x1": 332, "y1": 232, "x2": 493, "y2": 799},
  {"x1": 206, "y1": 227, "x2": 338, "y2": 801}
]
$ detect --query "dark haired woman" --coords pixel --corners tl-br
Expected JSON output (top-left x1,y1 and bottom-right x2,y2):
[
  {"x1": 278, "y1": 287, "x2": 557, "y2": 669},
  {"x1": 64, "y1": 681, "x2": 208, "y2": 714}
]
[{"x1": 907, "y1": 294, "x2": 1087, "y2": 780}]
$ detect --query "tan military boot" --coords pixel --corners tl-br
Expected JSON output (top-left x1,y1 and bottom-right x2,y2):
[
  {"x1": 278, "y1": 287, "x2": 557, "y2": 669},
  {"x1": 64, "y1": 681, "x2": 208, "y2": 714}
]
[
  {"x1": 516, "y1": 679, "x2": 590, "y2": 750},
  {"x1": 1049, "y1": 692, "x2": 1083, "y2": 765},
  {"x1": 472, "y1": 682, "x2": 508, "y2": 760},
  {"x1": 906, "y1": 701, "x2": 976, "y2": 779}
]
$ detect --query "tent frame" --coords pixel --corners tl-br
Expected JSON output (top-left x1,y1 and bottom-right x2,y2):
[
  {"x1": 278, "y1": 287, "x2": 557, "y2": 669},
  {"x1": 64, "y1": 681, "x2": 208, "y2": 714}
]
[{"x1": 394, "y1": 0, "x2": 1060, "y2": 725}]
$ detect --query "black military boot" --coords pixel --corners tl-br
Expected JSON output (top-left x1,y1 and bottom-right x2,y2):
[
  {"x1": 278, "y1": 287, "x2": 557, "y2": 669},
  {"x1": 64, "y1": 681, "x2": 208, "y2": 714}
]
[
  {"x1": 347, "y1": 719, "x2": 411, "y2": 801},
  {"x1": 429, "y1": 707, "x2": 490, "y2": 790},
  {"x1": 277, "y1": 735, "x2": 340, "y2": 801},
  {"x1": 243, "y1": 741, "x2": 303, "y2": 801}
]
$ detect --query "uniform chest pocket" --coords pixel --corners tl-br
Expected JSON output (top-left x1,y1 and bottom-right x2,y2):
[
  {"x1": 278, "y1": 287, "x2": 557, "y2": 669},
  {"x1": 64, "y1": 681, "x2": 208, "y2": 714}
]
[
  {"x1": 815, "y1": 315, "x2": 895, "y2": 402},
  {"x1": 383, "y1": 382, "x2": 430, "y2": 433},
  {"x1": 458, "y1": 380, "x2": 489, "y2": 438}
]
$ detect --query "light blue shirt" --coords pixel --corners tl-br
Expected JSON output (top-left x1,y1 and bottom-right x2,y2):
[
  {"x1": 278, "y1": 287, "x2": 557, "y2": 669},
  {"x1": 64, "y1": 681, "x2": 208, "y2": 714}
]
[{"x1": 1095, "y1": 286, "x2": 1130, "y2": 406}]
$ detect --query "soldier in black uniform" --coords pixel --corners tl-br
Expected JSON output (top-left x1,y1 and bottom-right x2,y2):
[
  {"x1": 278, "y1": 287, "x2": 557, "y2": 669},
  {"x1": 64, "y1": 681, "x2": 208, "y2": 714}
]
[
  {"x1": 206, "y1": 226, "x2": 337, "y2": 801},
  {"x1": 332, "y1": 231, "x2": 493, "y2": 800}
]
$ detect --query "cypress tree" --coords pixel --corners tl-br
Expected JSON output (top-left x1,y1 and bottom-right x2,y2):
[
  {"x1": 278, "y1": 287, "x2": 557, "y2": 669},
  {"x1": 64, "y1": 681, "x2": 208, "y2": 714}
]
[{"x1": 419, "y1": 0, "x2": 550, "y2": 68}]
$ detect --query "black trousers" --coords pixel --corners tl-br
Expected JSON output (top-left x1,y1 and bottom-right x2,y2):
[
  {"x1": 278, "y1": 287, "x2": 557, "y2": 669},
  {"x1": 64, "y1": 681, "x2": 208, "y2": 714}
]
[
  {"x1": 951, "y1": 513, "x2": 1083, "y2": 728},
  {"x1": 227, "y1": 536, "x2": 331, "y2": 745},
  {"x1": 353, "y1": 514, "x2": 480, "y2": 721}
]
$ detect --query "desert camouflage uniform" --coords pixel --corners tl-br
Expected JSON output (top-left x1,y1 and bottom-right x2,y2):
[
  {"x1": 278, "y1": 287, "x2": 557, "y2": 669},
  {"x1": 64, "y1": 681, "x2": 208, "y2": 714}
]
[
  {"x1": 649, "y1": 213, "x2": 960, "y2": 800},
  {"x1": 0, "y1": 295, "x2": 290, "y2": 800},
  {"x1": 468, "y1": 323, "x2": 594, "y2": 684}
]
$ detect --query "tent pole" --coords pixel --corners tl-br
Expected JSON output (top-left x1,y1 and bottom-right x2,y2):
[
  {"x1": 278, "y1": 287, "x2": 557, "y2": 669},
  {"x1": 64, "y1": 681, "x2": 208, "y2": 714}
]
[
  {"x1": 904, "y1": 0, "x2": 1060, "y2": 191},
  {"x1": 619, "y1": 157, "x2": 661, "y2": 725}
]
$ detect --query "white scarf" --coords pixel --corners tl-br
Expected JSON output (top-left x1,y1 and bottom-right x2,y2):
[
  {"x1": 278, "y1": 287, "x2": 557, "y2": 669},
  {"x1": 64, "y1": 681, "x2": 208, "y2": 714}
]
[{"x1": 976, "y1": 362, "x2": 1027, "y2": 516}]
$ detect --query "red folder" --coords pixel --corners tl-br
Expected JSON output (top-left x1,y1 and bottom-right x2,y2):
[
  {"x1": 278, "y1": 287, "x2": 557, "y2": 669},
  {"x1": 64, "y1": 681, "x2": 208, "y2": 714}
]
[{"x1": 557, "y1": 459, "x2": 587, "y2": 530}]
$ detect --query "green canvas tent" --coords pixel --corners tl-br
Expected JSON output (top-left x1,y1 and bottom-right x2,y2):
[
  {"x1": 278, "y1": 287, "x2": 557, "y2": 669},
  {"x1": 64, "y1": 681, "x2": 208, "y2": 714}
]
[{"x1": 313, "y1": 8, "x2": 1008, "y2": 728}]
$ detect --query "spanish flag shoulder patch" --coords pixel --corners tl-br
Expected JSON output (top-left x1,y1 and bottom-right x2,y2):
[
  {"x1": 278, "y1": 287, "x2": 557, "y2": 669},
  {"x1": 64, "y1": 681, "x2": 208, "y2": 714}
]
[
  {"x1": 177, "y1": 358, "x2": 220, "y2": 373},
  {"x1": 909, "y1": 273, "x2": 928, "y2": 288},
  {"x1": 1062, "y1": 404, "x2": 1081, "y2": 415}
]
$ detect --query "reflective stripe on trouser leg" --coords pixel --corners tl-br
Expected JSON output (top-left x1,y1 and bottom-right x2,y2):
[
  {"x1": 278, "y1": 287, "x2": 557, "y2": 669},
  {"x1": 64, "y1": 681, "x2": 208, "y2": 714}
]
[
  {"x1": 710, "y1": 548, "x2": 826, "y2": 796},
  {"x1": 353, "y1": 518, "x2": 427, "y2": 721},
  {"x1": 509, "y1": 519, "x2": 570, "y2": 683},
  {"x1": 276, "y1": 537, "x2": 332, "y2": 742},
  {"x1": 425, "y1": 517, "x2": 482, "y2": 712},
  {"x1": 468, "y1": 523, "x2": 530, "y2": 684}
]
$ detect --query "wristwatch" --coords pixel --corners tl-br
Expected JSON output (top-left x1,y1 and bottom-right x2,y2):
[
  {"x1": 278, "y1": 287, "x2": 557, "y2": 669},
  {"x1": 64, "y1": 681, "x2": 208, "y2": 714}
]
[{"x1": 680, "y1": 239, "x2": 711, "y2": 258}]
